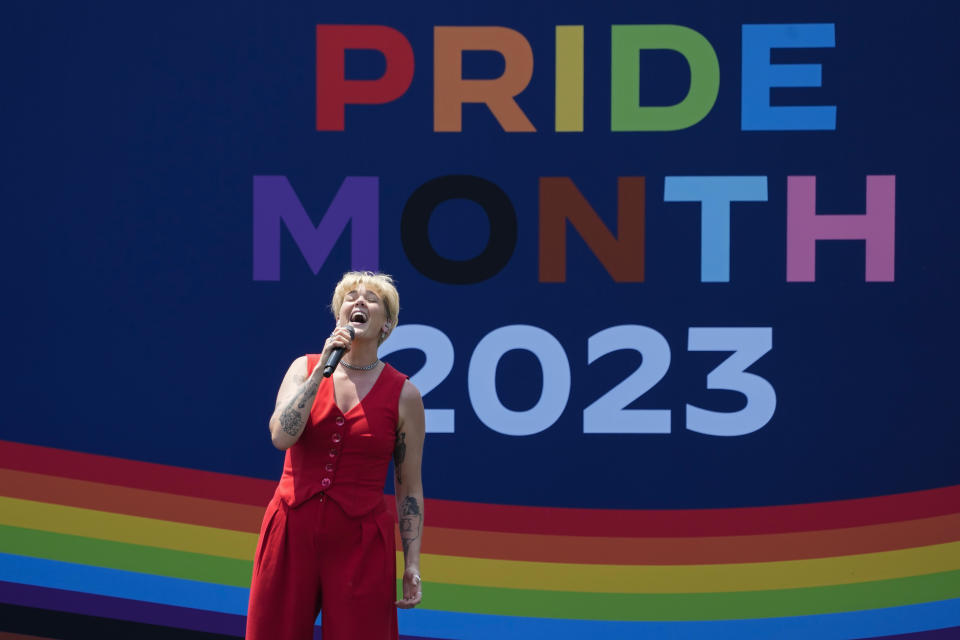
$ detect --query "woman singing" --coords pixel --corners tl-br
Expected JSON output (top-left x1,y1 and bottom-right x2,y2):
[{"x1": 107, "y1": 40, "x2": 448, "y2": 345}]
[{"x1": 246, "y1": 271, "x2": 425, "y2": 640}]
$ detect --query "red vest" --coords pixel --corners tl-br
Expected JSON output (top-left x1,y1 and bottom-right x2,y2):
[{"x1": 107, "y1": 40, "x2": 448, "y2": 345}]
[{"x1": 274, "y1": 356, "x2": 406, "y2": 517}]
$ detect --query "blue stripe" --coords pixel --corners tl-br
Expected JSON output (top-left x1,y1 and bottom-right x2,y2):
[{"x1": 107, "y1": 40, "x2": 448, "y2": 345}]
[
  {"x1": 398, "y1": 602, "x2": 960, "y2": 640},
  {"x1": 2, "y1": 553, "x2": 959, "y2": 639},
  {"x1": 0, "y1": 553, "x2": 249, "y2": 615}
]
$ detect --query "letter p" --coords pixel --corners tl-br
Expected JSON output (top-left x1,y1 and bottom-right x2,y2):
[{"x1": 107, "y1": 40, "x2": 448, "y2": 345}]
[{"x1": 316, "y1": 25, "x2": 415, "y2": 131}]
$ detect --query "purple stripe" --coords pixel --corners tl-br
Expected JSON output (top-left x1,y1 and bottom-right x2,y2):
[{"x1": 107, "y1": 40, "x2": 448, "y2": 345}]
[
  {"x1": 869, "y1": 628, "x2": 960, "y2": 639},
  {"x1": 0, "y1": 581, "x2": 449, "y2": 640},
  {"x1": 0, "y1": 581, "x2": 246, "y2": 636}
]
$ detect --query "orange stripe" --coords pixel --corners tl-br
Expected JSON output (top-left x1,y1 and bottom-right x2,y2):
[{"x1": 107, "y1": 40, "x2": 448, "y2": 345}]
[
  {"x1": 0, "y1": 468, "x2": 264, "y2": 533},
  {"x1": 419, "y1": 513, "x2": 960, "y2": 564}
]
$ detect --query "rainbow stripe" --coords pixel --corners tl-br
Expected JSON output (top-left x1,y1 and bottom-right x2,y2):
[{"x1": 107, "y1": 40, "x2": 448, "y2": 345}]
[{"x1": 0, "y1": 440, "x2": 958, "y2": 638}]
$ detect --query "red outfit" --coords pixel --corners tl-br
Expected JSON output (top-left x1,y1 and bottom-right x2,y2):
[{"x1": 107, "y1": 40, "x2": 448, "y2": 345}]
[{"x1": 246, "y1": 356, "x2": 407, "y2": 640}]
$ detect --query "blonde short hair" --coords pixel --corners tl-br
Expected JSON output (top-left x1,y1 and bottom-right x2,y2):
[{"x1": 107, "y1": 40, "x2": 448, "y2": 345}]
[{"x1": 330, "y1": 271, "x2": 400, "y2": 342}]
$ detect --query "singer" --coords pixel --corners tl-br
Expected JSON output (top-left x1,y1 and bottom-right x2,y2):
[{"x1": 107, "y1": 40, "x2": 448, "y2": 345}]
[{"x1": 245, "y1": 271, "x2": 425, "y2": 640}]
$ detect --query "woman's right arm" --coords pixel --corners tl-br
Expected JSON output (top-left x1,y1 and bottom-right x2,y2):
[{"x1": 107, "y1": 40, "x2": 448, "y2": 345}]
[
  {"x1": 268, "y1": 356, "x2": 321, "y2": 450},
  {"x1": 269, "y1": 328, "x2": 353, "y2": 450}
]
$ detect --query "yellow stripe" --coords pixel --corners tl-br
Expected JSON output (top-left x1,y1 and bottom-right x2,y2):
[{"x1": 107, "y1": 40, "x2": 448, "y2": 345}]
[
  {"x1": 415, "y1": 542, "x2": 960, "y2": 593},
  {"x1": 5, "y1": 496, "x2": 957, "y2": 594},
  {"x1": 0, "y1": 496, "x2": 256, "y2": 560}
]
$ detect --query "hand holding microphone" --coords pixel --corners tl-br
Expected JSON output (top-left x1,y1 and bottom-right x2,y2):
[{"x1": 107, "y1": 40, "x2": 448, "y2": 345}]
[{"x1": 323, "y1": 326, "x2": 355, "y2": 377}]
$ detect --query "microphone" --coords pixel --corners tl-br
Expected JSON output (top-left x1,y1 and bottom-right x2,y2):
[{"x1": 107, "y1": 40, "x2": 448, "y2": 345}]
[{"x1": 323, "y1": 326, "x2": 355, "y2": 377}]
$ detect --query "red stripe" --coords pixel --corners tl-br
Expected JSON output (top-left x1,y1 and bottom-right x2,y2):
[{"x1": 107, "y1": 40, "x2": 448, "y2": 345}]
[
  {"x1": 424, "y1": 486, "x2": 960, "y2": 536},
  {"x1": 2, "y1": 440, "x2": 957, "y2": 537},
  {"x1": 0, "y1": 441, "x2": 275, "y2": 507}
]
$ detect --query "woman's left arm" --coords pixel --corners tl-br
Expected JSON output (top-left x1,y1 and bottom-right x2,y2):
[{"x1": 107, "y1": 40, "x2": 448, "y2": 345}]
[{"x1": 394, "y1": 379, "x2": 425, "y2": 609}]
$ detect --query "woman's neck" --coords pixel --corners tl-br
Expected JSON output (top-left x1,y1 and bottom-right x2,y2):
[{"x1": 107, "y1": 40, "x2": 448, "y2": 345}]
[{"x1": 344, "y1": 340, "x2": 379, "y2": 367}]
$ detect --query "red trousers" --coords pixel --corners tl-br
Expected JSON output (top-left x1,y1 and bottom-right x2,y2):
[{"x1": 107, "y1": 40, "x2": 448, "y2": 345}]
[{"x1": 245, "y1": 492, "x2": 398, "y2": 640}]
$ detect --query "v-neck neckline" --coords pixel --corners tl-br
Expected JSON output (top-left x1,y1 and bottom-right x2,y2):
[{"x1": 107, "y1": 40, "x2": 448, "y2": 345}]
[{"x1": 331, "y1": 363, "x2": 388, "y2": 415}]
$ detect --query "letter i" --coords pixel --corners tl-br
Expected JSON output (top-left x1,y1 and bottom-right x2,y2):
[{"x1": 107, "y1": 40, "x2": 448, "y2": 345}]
[{"x1": 556, "y1": 26, "x2": 584, "y2": 132}]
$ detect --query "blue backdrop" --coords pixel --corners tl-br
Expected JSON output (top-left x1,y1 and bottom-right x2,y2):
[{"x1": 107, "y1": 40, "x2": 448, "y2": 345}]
[{"x1": 8, "y1": 1, "x2": 956, "y2": 508}]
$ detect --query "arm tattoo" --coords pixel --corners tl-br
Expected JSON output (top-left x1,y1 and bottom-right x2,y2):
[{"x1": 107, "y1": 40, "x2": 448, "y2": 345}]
[
  {"x1": 398, "y1": 496, "x2": 422, "y2": 555},
  {"x1": 393, "y1": 432, "x2": 406, "y2": 485},
  {"x1": 279, "y1": 374, "x2": 319, "y2": 438},
  {"x1": 279, "y1": 407, "x2": 303, "y2": 437}
]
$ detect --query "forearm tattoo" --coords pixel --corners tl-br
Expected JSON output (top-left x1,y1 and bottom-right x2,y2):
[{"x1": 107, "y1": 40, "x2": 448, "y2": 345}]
[
  {"x1": 279, "y1": 373, "x2": 318, "y2": 438},
  {"x1": 275, "y1": 374, "x2": 304, "y2": 408},
  {"x1": 398, "y1": 496, "x2": 422, "y2": 556},
  {"x1": 393, "y1": 432, "x2": 407, "y2": 485}
]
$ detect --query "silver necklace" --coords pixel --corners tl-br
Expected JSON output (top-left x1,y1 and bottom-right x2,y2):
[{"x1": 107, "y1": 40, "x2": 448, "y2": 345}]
[{"x1": 341, "y1": 359, "x2": 380, "y2": 371}]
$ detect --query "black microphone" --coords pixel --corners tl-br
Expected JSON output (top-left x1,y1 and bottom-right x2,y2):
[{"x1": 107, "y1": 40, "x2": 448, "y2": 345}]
[{"x1": 323, "y1": 326, "x2": 355, "y2": 377}]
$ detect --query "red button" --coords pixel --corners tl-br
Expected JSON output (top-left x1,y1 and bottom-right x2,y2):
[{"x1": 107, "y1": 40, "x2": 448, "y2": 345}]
[
  {"x1": 329, "y1": 448, "x2": 338, "y2": 457},
  {"x1": 321, "y1": 477, "x2": 332, "y2": 488},
  {"x1": 325, "y1": 463, "x2": 334, "y2": 472},
  {"x1": 332, "y1": 432, "x2": 343, "y2": 444},
  {"x1": 335, "y1": 416, "x2": 345, "y2": 426}
]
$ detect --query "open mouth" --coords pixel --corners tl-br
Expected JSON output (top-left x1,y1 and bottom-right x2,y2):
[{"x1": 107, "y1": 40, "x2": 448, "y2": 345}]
[{"x1": 350, "y1": 310, "x2": 368, "y2": 324}]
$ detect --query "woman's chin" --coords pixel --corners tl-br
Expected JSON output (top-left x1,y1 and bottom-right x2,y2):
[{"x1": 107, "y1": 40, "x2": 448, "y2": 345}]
[{"x1": 349, "y1": 324, "x2": 371, "y2": 338}]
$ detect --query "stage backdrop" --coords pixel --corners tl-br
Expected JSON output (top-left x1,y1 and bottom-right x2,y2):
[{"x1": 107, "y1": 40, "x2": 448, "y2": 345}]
[{"x1": 4, "y1": 1, "x2": 960, "y2": 638}]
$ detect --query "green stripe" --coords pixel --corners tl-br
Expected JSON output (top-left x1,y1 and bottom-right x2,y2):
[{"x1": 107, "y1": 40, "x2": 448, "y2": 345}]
[
  {"x1": 0, "y1": 524, "x2": 252, "y2": 587},
  {"x1": 412, "y1": 572, "x2": 960, "y2": 620},
  {"x1": 3, "y1": 524, "x2": 958, "y2": 620}
]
